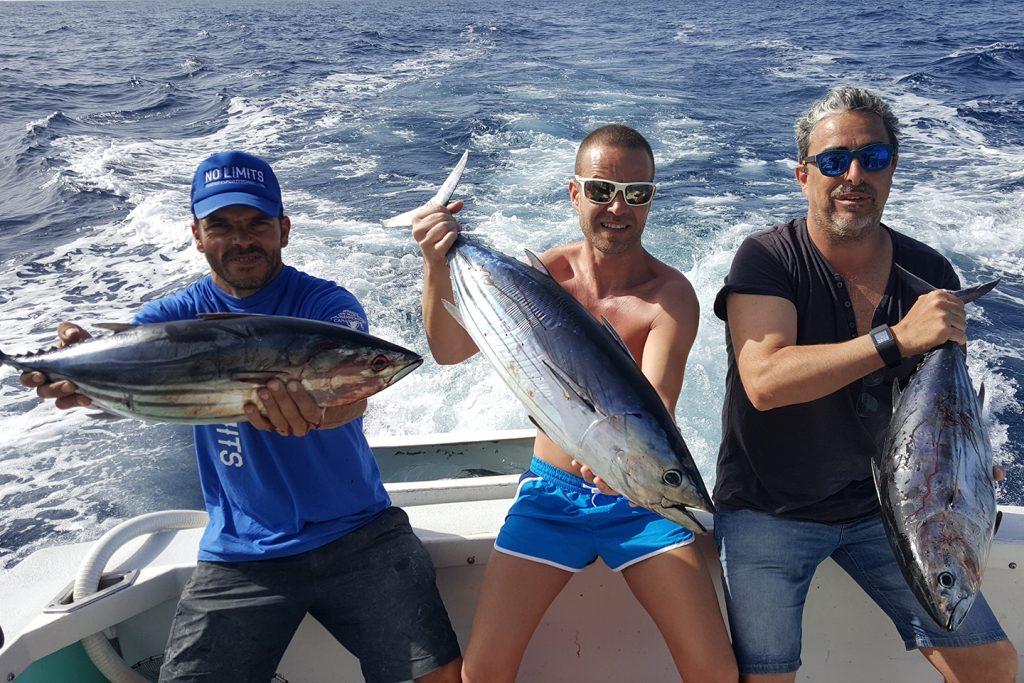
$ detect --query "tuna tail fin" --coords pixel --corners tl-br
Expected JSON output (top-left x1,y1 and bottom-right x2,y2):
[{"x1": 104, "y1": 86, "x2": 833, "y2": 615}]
[
  {"x1": 954, "y1": 279, "x2": 998, "y2": 305},
  {"x1": 381, "y1": 150, "x2": 469, "y2": 228}
]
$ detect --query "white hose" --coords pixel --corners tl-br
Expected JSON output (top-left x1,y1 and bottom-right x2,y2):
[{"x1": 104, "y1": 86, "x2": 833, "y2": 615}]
[{"x1": 74, "y1": 510, "x2": 209, "y2": 682}]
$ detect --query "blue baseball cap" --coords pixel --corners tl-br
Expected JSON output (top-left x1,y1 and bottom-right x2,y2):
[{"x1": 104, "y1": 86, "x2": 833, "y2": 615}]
[{"x1": 190, "y1": 151, "x2": 283, "y2": 219}]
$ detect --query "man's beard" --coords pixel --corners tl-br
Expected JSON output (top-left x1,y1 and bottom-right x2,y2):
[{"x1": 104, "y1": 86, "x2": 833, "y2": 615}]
[
  {"x1": 208, "y1": 246, "x2": 280, "y2": 291},
  {"x1": 581, "y1": 221, "x2": 642, "y2": 255},
  {"x1": 819, "y1": 183, "x2": 884, "y2": 244}
]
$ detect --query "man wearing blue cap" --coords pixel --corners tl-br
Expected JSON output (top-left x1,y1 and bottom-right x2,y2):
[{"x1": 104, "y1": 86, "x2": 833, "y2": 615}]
[{"x1": 22, "y1": 151, "x2": 462, "y2": 683}]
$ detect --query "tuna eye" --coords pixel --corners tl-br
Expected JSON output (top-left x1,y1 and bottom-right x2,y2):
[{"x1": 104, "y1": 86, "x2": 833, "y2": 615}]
[
  {"x1": 370, "y1": 354, "x2": 391, "y2": 372},
  {"x1": 937, "y1": 572, "x2": 956, "y2": 589},
  {"x1": 662, "y1": 470, "x2": 682, "y2": 487}
]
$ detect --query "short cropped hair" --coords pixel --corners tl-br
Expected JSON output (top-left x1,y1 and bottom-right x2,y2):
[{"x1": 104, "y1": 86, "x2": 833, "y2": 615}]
[
  {"x1": 575, "y1": 125, "x2": 656, "y2": 179},
  {"x1": 795, "y1": 86, "x2": 900, "y2": 161}
]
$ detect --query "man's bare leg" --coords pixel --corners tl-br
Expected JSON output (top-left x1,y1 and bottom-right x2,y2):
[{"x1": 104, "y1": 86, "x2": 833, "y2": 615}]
[
  {"x1": 622, "y1": 543, "x2": 738, "y2": 682},
  {"x1": 461, "y1": 551, "x2": 573, "y2": 683},
  {"x1": 416, "y1": 657, "x2": 463, "y2": 683},
  {"x1": 920, "y1": 640, "x2": 1017, "y2": 683}
]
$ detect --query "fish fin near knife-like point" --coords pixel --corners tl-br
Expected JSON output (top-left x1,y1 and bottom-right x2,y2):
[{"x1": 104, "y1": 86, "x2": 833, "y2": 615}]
[
  {"x1": 895, "y1": 263, "x2": 999, "y2": 304},
  {"x1": 86, "y1": 410, "x2": 126, "y2": 421},
  {"x1": 95, "y1": 322, "x2": 137, "y2": 333},
  {"x1": 954, "y1": 279, "x2": 999, "y2": 305},
  {"x1": 541, "y1": 359, "x2": 599, "y2": 414},
  {"x1": 381, "y1": 150, "x2": 469, "y2": 228},
  {"x1": 600, "y1": 316, "x2": 637, "y2": 365},
  {"x1": 440, "y1": 299, "x2": 467, "y2": 330},
  {"x1": 523, "y1": 249, "x2": 552, "y2": 277},
  {"x1": 676, "y1": 506, "x2": 708, "y2": 534},
  {"x1": 197, "y1": 312, "x2": 268, "y2": 320}
]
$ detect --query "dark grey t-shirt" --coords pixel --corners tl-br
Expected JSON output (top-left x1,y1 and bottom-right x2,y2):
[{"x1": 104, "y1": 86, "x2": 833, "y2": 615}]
[{"x1": 713, "y1": 218, "x2": 960, "y2": 523}]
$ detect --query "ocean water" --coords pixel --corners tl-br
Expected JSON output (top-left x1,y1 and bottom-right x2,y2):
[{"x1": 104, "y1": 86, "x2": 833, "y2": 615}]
[{"x1": 1, "y1": 0, "x2": 1022, "y2": 570}]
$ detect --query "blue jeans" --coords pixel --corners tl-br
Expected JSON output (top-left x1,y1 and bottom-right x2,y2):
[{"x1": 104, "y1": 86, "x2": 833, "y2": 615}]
[{"x1": 714, "y1": 507, "x2": 1007, "y2": 675}]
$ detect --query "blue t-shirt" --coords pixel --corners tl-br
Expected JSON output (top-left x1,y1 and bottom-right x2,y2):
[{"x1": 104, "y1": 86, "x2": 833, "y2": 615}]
[{"x1": 134, "y1": 266, "x2": 391, "y2": 562}]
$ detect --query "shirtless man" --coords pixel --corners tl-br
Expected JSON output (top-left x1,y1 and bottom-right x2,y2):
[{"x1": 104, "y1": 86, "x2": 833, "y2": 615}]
[{"x1": 411, "y1": 125, "x2": 737, "y2": 683}]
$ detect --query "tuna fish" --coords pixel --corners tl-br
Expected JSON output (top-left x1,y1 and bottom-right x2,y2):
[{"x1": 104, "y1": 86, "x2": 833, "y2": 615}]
[
  {"x1": 386, "y1": 152, "x2": 714, "y2": 532},
  {"x1": 873, "y1": 267, "x2": 1000, "y2": 631},
  {"x1": 2, "y1": 313, "x2": 422, "y2": 424}
]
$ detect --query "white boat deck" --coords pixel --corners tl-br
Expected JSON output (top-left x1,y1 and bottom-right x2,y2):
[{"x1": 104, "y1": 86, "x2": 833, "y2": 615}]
[{"x1": 1, "y1": 431, "x2": 1022, "y2": 682}]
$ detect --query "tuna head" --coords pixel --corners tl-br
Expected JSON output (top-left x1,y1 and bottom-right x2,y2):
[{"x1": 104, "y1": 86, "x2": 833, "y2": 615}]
[
  {"x1": 580, "y1": 411, "x2": 711, "y2": 532},
  {"x1": 302, "y1": 337, "x2": 423, "y2": 405},
  {"x1": 912, "y1": 512, "x2": 987, "y2": 631}
]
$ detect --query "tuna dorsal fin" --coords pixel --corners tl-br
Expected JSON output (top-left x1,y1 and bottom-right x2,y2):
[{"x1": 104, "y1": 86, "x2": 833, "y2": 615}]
[
  {"x1": 197, "y1": 313, "x2": 267, "y2": 321},
  {"x1": 541, "y1": 359, "x2": 599, "y2": 414},
  {"x1": 954, "y1": 279, "x2": 999, "y2": 305},
  {"x1": 523, "y1": 249, "x2": 552, "y2": 277},
  {"x1": 527, "y1": 414, "x2": 548, "y2": 437},
  {"x1": 95, "y1": 322, "x2": 137, "y2": 333},
  {"x1": 440, "y1": 299, "x2": 467, "y2": 330},
  {"x1": 600, "y1": 316, "x2": 637, "y2": 365},
  {"x1": 86, "y1": 410, "x2": 125, "y2": 421},
  {"x1": 231, "y1": 371, "x2": 290, "y2": 385},
  {"x1": 894, "y1": 263, "x2": 936, "y2": 296}
]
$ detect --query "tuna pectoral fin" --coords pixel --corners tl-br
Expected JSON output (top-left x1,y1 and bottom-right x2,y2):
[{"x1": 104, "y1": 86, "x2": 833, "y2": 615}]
[
  {"x1": 440, "y1": 299, "x2": 467, "y2": 330},
  {"x1": 541, "y1": 360, "x2": 599, "y2": 413}
]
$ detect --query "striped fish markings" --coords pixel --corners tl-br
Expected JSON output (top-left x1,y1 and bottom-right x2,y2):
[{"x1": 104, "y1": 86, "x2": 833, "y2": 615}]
[
  {"x1": 873, "y1": 267, "x2": 1000, "y2": 631},
  {"x1": 2, "y1": 313, "x2": 422, "y2": 424},
  {"x1": 386, "y1": 152, "x2": 714, "y2": 532}
]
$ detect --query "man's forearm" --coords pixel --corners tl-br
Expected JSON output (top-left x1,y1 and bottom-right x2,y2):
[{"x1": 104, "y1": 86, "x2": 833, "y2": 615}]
[
  {"x1": 742, "y1": 335, "x2": 884, "y2": 411},
  {"x1": 422, "y1": 263, "x2": 478, "y2": 364}
]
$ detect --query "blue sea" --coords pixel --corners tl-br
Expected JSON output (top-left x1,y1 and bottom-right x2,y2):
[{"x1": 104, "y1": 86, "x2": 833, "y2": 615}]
[{"x1": 1, "y1": 0, "x2": 1022, "y2": 570}]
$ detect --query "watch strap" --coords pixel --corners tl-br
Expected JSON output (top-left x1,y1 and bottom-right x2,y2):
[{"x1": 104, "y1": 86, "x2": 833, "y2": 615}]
[{"x1": 870, "y1": 324, "x2": 902, "y2": 368}]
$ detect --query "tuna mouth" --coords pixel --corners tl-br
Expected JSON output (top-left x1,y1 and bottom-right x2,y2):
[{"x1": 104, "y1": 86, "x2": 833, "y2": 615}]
[
  {"x1": 387, "y1": 356, "x2": 423, "y2": 386},
  {"x1": 947, "y1": 597, "x2": 973, "y2": 632}
]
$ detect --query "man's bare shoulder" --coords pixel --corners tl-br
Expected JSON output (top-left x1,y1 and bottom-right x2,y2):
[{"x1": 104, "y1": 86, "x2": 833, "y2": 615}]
[
  {"x1": 645, "y1": 253, "x2": 699, "y2": 316},
  {"x1": 538, "y1": 242, "x2": 583, "y2": 281}
]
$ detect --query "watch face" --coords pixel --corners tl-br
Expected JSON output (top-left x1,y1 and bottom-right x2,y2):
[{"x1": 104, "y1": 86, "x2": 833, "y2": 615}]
[{"x1": 873, "y1": 329, "x2": 892, "y2": 344}]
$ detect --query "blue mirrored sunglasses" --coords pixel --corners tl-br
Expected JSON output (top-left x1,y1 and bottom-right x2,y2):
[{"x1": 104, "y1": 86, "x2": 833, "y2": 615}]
[{"x1": 802, "y1": 142, "x2": 895, "y2": 177}]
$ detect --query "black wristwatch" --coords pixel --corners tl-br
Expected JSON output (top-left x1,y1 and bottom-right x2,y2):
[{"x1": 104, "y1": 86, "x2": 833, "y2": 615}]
[{"x1": 870, "y1": 324, "x2": 902, "y2": 368}]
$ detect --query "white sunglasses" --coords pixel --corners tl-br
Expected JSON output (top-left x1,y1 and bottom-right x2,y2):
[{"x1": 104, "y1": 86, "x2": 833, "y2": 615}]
[{"x1": 574, "y1": 176, "x2": 657, "y2": 206}]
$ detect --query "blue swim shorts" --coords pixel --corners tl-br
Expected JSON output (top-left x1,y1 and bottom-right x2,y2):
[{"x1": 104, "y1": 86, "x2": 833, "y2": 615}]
[
  {"x1": 494, "y1": 457, "x2": 695, "y2": 572},
  {"x1": 715, "y1": 507, "x2": 1008, "y2": 676}
]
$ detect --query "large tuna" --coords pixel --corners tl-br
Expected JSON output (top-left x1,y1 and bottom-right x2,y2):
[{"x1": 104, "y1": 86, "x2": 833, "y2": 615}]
[
  {"x1": 386, "y1": 152, "x2": 714, "y2": 532},
  {"x1": 1, "y1": 313, "x2": 422, "y2": 424},
  {"x1": 873, "y1": 268, "x2": 1000, "y2": 631}
]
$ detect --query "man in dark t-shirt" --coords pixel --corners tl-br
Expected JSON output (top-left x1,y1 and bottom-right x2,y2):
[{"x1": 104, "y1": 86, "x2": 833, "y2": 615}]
[{"x1": 714, "y1": 87, "x2": 1016, "y2": 681}]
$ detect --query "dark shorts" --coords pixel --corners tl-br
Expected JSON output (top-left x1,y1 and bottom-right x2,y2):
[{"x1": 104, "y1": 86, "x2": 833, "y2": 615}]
[
  {"x1": 714, "y1": 507, "x2": 1008, "y2": 676},
  {"x1": 159, "y1": 507, "x2": 461, "y2": 683}
]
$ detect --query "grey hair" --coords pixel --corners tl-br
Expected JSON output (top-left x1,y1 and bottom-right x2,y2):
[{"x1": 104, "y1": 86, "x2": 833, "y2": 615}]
[{"x1": 795, "y1": 86, "x2": 900, "y2": 160}]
